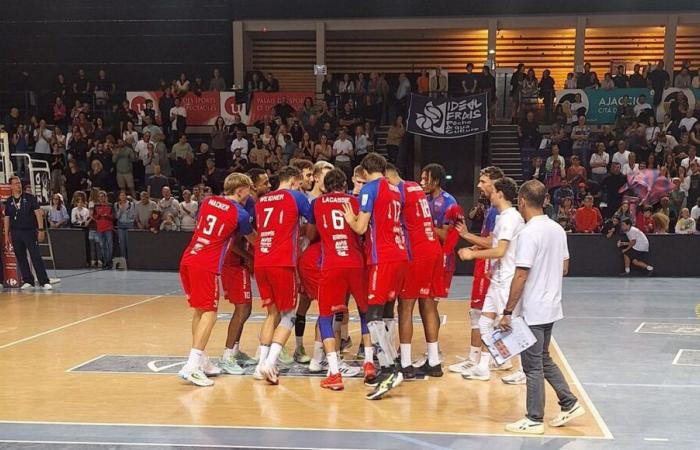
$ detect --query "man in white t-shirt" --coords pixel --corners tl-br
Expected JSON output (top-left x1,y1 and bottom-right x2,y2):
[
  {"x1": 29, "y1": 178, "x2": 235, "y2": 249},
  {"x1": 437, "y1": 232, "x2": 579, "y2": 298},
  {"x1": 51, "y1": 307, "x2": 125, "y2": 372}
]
[
  {"x1": 633, "y1": 94, "x2": 652, "y2": 118},
  {"x1": 612, "y1": 140, "x2": 631, "y2": 168},
  {"x1": 499, "y1": 180, "x2": 584, "y2": 435},
  {"x1": 618, "y1": 218, "x2": 654, "y2": 275},
  {"x1": 691, "y1": 198, "x2": 700, "y2": 222},
  {"x1": 458, "y1": 177, "x2": 525, "y2": 383},
  {"x1": 230, "y1": 129, "x2": 249, "y2": 159},
  {"x1": 621, "y1": 153, "x2": 640, "y2": 177},
  {"x1": 169, "y1": 97, "x2": 187, "y2": 134},
  {"x1": 135, "y1": 131, "x2": 151, "y2": 162},
  {"x1": 680, "y1": 146, "x2": 700, "y2": 169},
  {"x1": 679, "y1": 108, "x2": 698, "y2": 133}
]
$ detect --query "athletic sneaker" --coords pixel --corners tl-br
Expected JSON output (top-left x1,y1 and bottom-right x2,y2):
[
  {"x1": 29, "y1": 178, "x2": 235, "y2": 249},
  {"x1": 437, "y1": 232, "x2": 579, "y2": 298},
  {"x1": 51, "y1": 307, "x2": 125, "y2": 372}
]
[
  {"x1": 412, "y1": 351, "x2": 444, "y2": 368},
  {"x1": 178, "y1": 367, "x2": 214, "y2": 387},
  {"x1": 366, "y1": 370, "x2": 403, "y2": 400},
  {"x1": 235, "y1": 351, "x2": 257, "y2": 366},
  {"x1": 294, "y1": 346, "x2": 311, "y2": 364},
  {"x1": 220, "y1": 356, "x2": 245, "y2": 375},
  {"x1": 41, "y1": 283, "x2": 53, "y2": 291},
  {"x1": 501, "y1": 370, "x2": 526, "y2": 385},
  {"x1": 462, "y1": 365, "x2": 491, "y2": 381},
  {"x1": 308, "y1": 358, "x2": 328, "y2": 373},
  {"x1": 363, "y1": 362, "x2": 377, "y2": 386},
  {"x1": 356, "y1": 344, "x2": 365, "y2": 359},
  {"x1": 278, "y1": 347, "x2": 293, "y2": 365},
  {"x1": 489, "y1": 359, "x2": 512, "y2": 371},
  {"x1": 448, "y1": 359, "x2": 475, "y2": 374},
  {"x1": 549, "y1": 402, "x2": 586, "y2": 427},
  {"x1": 505, "y1": 417, "x2": 544, "y2": 435},
  {"x1": 414, "y1": 361, "x2": 443, "y2": 378},
  {"x1": 340, "y1": 337, "x2": 353, "y2": 352},
  {"x1": 259, "y1": 361, "x2": 279, "y2": 385},
  {"x1": 337, "y1": 361, "x2": 361, "y2": 378},
  {"x1": 400, "y1": 364, "x2": 416, "y2": 380},
  {"x1": 253, "y1": 364, "x2": 265, "y2": 380},
  {"x1": 320, "y1": 372, "x2": 344, "y2": 391},
  {"x1": 20, "y1": 283, "x2": 33, "y2": 290},
  {"x1": 201, "y1": 357, "x2": 222, "y2": 376}
]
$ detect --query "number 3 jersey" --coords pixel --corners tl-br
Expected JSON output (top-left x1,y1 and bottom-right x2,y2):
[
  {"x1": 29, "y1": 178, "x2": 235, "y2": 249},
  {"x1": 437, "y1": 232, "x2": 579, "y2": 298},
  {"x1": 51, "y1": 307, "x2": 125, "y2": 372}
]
[
  {"x1": 254, "y1": 188, "x2": 313, "y2": 268},
  {"x1": 310, "y1": 192, "x2": 364, "y2": 270},
  {"x1": 180, "y1": 196, "x2": 253, "y2": 274},
  {"x1": 359, "y1": 177, "x2": 408, "y2": 265}
]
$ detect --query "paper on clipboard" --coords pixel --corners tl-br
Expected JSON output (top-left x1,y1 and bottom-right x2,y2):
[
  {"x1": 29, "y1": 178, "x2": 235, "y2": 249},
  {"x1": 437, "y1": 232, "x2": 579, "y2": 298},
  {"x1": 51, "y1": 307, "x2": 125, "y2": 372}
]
[{"x1": 482, "y1": 317, "x2": 537, "y2": 365}]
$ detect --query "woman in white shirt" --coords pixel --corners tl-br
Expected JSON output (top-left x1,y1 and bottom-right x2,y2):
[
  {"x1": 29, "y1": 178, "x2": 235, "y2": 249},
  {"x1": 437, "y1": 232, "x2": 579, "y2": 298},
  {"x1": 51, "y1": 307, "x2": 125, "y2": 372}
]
[
  {"x1": 645, "y1": 116, "x2": 660, "y2": 146},
  {"x1": 675, "y1": 208, "x2": 696, "y2": 234},
  {"x1": 122, "y1": 120, "x2": 139, "y2": 147},
  {"x1": 589, "y1": 142, "x2": 610, "y2": 184},
  {"x1": 175, "y1": 73, "x2": 190, "y2": 95},
  {"x1": 353, "y1": 125, "x2": 369, "y2": 160},
  {"x1": 622, "y1": 153, "x2": 640, "y2": 177},
  {"x1": 71, "y1": 196, "x2": 91, "y2": 227},
  {"x1": 179, "y1": 190, "x2": 199, "y2": 232}
]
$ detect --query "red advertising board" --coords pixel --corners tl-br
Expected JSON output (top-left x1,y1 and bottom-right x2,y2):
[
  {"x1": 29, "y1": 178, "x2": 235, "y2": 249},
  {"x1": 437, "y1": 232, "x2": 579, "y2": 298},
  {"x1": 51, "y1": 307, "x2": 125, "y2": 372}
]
[
  {"x1": 127, "y1": 91, "x2": 247, "y2": 127},
  {"x1": 0, "y1": 184, "x2": 19, "y2": 288},
  {"x1": 247, "y1": 92, "x2": 313, "y2": 125}
]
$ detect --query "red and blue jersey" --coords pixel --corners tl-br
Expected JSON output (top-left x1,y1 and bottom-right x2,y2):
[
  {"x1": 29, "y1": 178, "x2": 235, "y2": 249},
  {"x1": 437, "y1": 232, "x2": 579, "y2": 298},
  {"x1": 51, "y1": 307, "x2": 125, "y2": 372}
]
[
  {"x1": 181, "y1": 196, "x2": 253, "y2": 274},
  {"x1": 224, "y1": 196, "x2": 257, "y2": 268},
  {"x1": 254, "y1": 189, "x2": 313, "y2": 268},
  {"x1": 310, "y1": 192, "x2": 364, "y2": 270},
  {"x1": 482, "y1": 206, "x2": 498, "y2": 237},
  {"x1": 428, "y1": 190, "x2": 465, "y2": 271},
  {"x1": 359, "y1": 177, "x2": 408, "y2": 265},
  {"x1": 398, "y1": 181, "x2": 441, "y2": 260}
]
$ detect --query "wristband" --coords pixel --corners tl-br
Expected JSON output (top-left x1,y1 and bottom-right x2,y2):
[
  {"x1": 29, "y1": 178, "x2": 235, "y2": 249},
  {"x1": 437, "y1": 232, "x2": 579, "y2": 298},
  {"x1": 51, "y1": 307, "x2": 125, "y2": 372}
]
[{"x1": 503, "y1": 310, "x2": 513, "y2": 316}]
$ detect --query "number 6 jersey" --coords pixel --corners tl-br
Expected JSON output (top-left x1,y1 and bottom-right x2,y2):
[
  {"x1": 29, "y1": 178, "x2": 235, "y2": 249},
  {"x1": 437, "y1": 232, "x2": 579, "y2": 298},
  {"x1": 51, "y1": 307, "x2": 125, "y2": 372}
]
[
  {"x1": 180, "y1": 196, "x2": 254, "y2": 274},
  {"x1": 359, "y1": 177, "x2": 408, "y2": 265},
  {"x1": 310, "y1": 192, "x2": 364, "y2": 269}
]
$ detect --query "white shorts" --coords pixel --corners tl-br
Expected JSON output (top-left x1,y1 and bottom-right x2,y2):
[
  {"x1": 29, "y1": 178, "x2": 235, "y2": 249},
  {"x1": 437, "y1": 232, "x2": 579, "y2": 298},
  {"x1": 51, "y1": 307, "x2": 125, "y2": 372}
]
[{"x1": 482, "y1": 281, "x2": 510, "y2": 315}]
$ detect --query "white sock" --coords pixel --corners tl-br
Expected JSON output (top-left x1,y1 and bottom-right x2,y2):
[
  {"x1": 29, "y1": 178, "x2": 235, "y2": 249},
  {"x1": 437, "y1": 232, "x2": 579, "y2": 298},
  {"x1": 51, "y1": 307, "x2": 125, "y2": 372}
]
[
  {"x1": 427, "y1": 342, "x2": 440, "y2": 366},
  {"x1": 625, "y1": 267, "x2": 630, "y2": 273},
  {"x1": 647, "y1": 265, "x2": 654, "y2": 271},
  {"x1": 295, "y1": 336, "x2": 303, "y2": 348},
  {"x1": 478, "y1": 351, "x2": 491, "y2": 371},
  {"x1": 186, "y1": 348, "x2": 203, "y2": 370},
  {"x1": 469, "y1": 346, "x2": 481, "y2": 364},
  {"x1": 258, "y1": 345, "x2": 270, "y2": 365},
  {"x1": 364, "y1": 345, "x2": 374, "y2": 364},
  {"x1": 232, "y1": 342, "x2": 240, "y2": 355},
  {"x1": 266, "y1": 343, "x2": 283, "y2": 365},
  {"x1": 312, "y1": 340, "x2": 324, "y2": 362},
  {"x1": 400, "y1": 343, "x2": 412, "y2": 368},
  {"x1": 222, "y1": 348, "x2": 235, "y2": 360},
  {"x1": 327, "y1": 351, "x2": 339, "y2": 375},
  {"x1": 341, "y1": 324, "x2": 349, "y2": 340}
]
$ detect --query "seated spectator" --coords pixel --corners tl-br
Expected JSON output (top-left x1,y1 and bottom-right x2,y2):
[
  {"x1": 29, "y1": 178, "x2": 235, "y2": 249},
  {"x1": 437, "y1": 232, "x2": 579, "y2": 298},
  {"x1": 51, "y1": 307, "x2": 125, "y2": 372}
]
[
  {"x1": 553, "y1": 179, "x2": 575, "y2": 209},
  {"x1": 568, "y1": 93, "x2": 586, "y2": 124},
  {"x1": 48, "y1": 194, "x2": 69, "y2": 228},
  {"x1": 209, "y1": 68, "x2": 226, "y2": 91},
  {"x1": 160, "y1": 212, "x2": 179, "y2": 232},
  {"x1": 652, "y1": 211, "x2": 669, "y2": 234},
  {"x1": 202, "y1": 158, "x2": 225, "y2": 193},
  {"x1": 545, "y1": 158, "x2": 564, "y2": 194},
  {"x1": 614, "y1": 200, "x2": 634, "y2": 224},
  {"x1": 135, "y1": 191, "x2": 158, "y2": 230},
  {"x1": 230, "y1": 129, "x2": 249, "y2": 160},
  {"x1": 679, "y1": 108, "x2": 698, "y2": 134},
  {"x1": 655, "y1": 133, "x2": 678, "y2": 156},
  {"x1": 296, "y1": 132, "x2": 315, "y2": 161},
  {"x1": 617, "y1": 218, "x2": 654, "y2": 276},
  {"x1": 158, "y1": 186, "x2": 180, "y2": 217},
  {"x1": 142, "y1": 115, "x2": 162, "y2": 137},
  {"x1": 615, "y1": 95, "x2": 634, "y2": 134},
  {"x1": 556, "y1": 196, "x2": 575, "y2": 224},
  {"x1": 89, "y1": 160, "x2": 111, "y2": 191},
  {"x1": 566, "y1": 155, "x2": 587, "y2": 186},
  {"x1": 558, "y1": 217, "x2": 573, "y2": 232},
  {"x1": 674, "y1": 67, "x2": 692, "y2": 88},
  {"x1": 640, "y1": 206, "x2": 655, "y2": 234},
  {"x1": 148, "y1": 210, "x2": 162, "y2": 233},
  {"x1": 518, "y1": 111, "x2": 541, "y2": 147},
  {"x1": 527, "y1": 156, "x2": 546, "y2": 183},
  {"x1": 574, "y1": 195, "x2": 603, "y2": 233},
  {"x1": 571, "y1": 115, "x2": 591, "y2": 165},
  {"x1": 692, "y1": 197, "x2": 700, "y2": 228},
  {"x1": 147, "y1": 165, "x2": 169, "y2": 199},
  {"x1": 675, "y1": 208, "x2": 696, "y2": 234},
  {"x1": 634, "y1": 94, "x2": 652, "y2": 121},
  {"x1": 622, "y1": 152, "x2": 640, "y2": 177},
  {"x1": 283, "y1": 134, "x2": 297, "y2": 164},
  {"x1": 545, "y1": 143, "x2": 565, "y2": 171},
  {"x1": 681, "y1": 146, "x2": 700, "y2": 169},
  {"x1": 179, "y1": 190, "x2": 198, "y2": 232},
  {"x1": 338, "y1": 102, "x2": 359, "y2": 130},
  {"x1": 248, "y1": 141, "x2": 270, "y2": 168},
  {"x1": 314, "y1": 134, "x2": 333, "y2": 163}
]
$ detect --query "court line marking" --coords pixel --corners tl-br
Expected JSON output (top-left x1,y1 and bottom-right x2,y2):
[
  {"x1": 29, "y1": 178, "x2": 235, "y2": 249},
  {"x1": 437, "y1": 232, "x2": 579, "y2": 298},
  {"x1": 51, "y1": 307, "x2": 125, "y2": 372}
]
[
  {"x1": 0, "y1": 440, "x2": 364, "y2": 450},
  {"x1": 643, "y1": 438, "x2": 670, "y2": 442},
  {"x1": 634, "y1": 322, "x2": 645, "y2": 333},
  {"x1": 671, "y1": 349, "x2": 700, "y2": 367},
  {"x1": 672, "y1": 349, "x2": 684, "y2": 365},
  {"x1": 0, "y1": 420, "x2": 612, "y2": 441},
  {"x1": 550, "y1": 338, "x2": 614, "y2": 440},
  {"x1": 0, "y1": 291, "x2": 177, "y2": 351},
  {"x1": 634, "y1": 322, "x2": 700, "y2": 336},
  {"x1": 583, "y1": 382, "x2": 700, "y2": 388}
]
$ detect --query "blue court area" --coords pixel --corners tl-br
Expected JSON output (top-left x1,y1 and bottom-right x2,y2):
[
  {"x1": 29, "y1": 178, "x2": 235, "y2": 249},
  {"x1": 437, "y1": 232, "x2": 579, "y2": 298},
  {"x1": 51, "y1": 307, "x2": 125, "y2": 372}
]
[{"x1": 0, "y1": 270, "x2": 698, "y2": 450}]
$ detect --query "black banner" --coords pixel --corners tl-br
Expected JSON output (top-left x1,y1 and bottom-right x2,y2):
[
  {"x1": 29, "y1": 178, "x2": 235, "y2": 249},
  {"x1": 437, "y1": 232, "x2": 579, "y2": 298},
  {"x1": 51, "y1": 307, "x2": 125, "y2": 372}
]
[{"x1": 407, "y1": 92, "x2": 488, "y2": 139}]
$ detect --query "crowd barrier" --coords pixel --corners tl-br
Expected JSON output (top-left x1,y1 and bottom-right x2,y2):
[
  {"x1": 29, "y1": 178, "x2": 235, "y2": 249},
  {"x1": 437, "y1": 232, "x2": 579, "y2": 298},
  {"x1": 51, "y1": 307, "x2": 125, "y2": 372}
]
[{"x1": 48, "y1": 228, "x2": 699, "y2": 277}]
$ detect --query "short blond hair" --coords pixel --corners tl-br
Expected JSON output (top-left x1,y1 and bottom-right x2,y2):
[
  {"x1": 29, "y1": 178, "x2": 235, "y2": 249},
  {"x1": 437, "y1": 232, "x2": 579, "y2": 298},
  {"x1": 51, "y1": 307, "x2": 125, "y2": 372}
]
[
  {"x1": 223, "y1": 172, "x2": 253, "y2": 195},
  {"x1": 313, "y1": 160, "x2": 333, "y2": 177}
]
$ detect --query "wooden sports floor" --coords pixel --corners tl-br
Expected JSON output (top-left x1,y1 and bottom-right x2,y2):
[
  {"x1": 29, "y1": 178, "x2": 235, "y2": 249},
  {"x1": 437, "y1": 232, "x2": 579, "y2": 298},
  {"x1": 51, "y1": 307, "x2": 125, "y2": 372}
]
[{"x1": 0, "y1": 283, "x2": 612, "y2": 449}]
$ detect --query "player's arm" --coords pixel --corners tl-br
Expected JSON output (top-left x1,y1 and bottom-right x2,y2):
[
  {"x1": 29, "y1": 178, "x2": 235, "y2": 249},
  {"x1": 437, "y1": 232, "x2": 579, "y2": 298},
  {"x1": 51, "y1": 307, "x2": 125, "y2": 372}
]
[
  {"x1": 459, "y1": 239, "x2": 509, "y2": 261},
  {"x1": 498, "y1": 267, "x2": 529, "y2": 331},
  {"x1": 455, "y1": 221, "x2": 492, "y2": 248},
  {"x1": 342, "y1": 202, "x2": 370, "y2": 235},
  {"x1": 563, "y1": 258, "x2": 570, "y2": 276}
]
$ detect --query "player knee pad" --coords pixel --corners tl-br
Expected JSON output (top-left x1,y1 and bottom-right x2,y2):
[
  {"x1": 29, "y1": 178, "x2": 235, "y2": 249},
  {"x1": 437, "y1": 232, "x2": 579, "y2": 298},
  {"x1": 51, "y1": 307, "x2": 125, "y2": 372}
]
[
  {"x1": 318, "y1": 316, "x2": 334, "y2": 341},
  {"x1": 279, "y1": 309, "x2": 296, "y2": 330},
  {"x1": 359, "y1": 312, "x2": 369, "y2": 335},
  {"x1": 367, "y1": 304, "x2": 384, "y2": 323},
  {"x1": 470, "y1": 309, "x2": 482, "y2": 330},
  {"x1": 478, "y1": 315, "x2": 495, "y2": 338}
]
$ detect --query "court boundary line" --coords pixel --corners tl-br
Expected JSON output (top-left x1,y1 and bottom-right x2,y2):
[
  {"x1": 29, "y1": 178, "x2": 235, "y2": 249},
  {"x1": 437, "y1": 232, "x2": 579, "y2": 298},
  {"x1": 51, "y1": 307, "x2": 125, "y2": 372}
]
[
  {"x1": 0, "y1": 440, "x2": 364, "y2": 450},
  {"x1": 584, "y1": 382, "x2": 700, "y2": 388},
  {"x1": 0, "y1": 292, "x2": 177, "y2": 351},
  {"x1": 0, "y1": 419, "x2": 611, "y2": 441},
  {"x1": 671, "y1": 349, "x2": 700, "y2": 367},
  {"x1": 634, "y1": 322, "x2": 700, "y2": 336},
  {"x1": 550, "y1": 338, "x2": 614, "y2": 439}
]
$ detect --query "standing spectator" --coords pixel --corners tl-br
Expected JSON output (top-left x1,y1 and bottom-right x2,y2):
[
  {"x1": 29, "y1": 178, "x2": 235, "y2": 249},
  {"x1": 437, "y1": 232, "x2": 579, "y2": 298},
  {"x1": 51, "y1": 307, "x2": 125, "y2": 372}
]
[
  {"x1": 634, "y1": 94, "x2": 653, "y2": 120},
  {"x1": 386, "y1": 116, "x2": 405, "y2": 165},
  {"x1": 462, "y1": 63, "x2": 478, "y2": 94},
  {"x1": 686, "y1": 163, "x2": 700, "y2": 208},
  {"x1": 135, "y1": 191, "x2": 158, "y2": 230},
  {"x1": 114, "y1": 191, "x2": 136, "y2": 269},
  {"x1": 179, "y1": 190, "x2": 198, "y2": 232},
  {"x1": 545, "y1": 144, "x2": 565, "y2": 171},
  {"x1": 230, "y1": 129, "x2": 249, "y2": 161},
  {"x1": 648, "y1": 60, "x2": 670, "y2": 106},
  {"x1": 49, "y1": 142, "x2": 66, "y2": 196},
  {"x1": 175, "y1": 72, "x2": 190, "y2": 96},
  {"x1": 146, "y1": 165, "x2": 169, "y2": 199},
  {"x1": 430, "y1": 67, "x2": 448, "y2": 97},
  {"x1": 395, "y1": 73, "x2": 411, "y2": 119},
  {"x1": 574, "y1": 195, "x2": 602, "y2": 233},
  {"x1": 89, "y1": 160, "x2": 111, "y2": 191},
  {"x1": 628, "y1": 64, "x2": 647, "y2": 88},
  {"x1": 674, "y1": 67, "x2": 692, "y2": 88},
  {"x1": 53, "y1": 97, "x2": 67, "y2": 132},
  {"x1": 158, "y1": 186, "x2": 180, "y2": 218},
  {"x1": 3, "y1": 176, "x2": 52, "y2": 289},
  {"x1": 566, "y1": 155, "x2": 588, "y2": 186},
  {"x1": 210, "y1": 117, "x2": 229, "y2": 168},
  {"x1": 314, "y1": 134, "x2": 333, "y2": 163},
  {"x1": 617, "y1": 219, "x2": 654, "y2": 275},
  {"x1": 171, "y1": 134, "x2": 194, "y2": 178},
  {"x1": 622, "y1": 152, "x2": 640, "y2": 177},
  {"x1": 179, "y1": 153, "x2": 201, "y2": 190},
  {"x1": 65, "y1": 159, "x2": 89, "y2": 202},
  {"x1": 615, "y1": 95, "x2": 635, "y2": 134},
  {"x1": 248, "y1": 141, "x2": 270, "y2": 168},
  {"x1": 539, "y1": 69, "x2": 555, "y2": 122},
  {"x1": 264, "y1": 73, "x2": 279, "y2": 92},
  {"x1": 48, "y1": 194, "x2": 69, "y2": 228},
  {"x1": 33, "y1": 119, "x2": 53, "y2": 158},
  {"x1": 332, "y1": 128, "x2": 354, "y2": 179},
  {"x1": 675, "y1": 207, "x2": 696, "y2": 234},
  {"x1": 518, "y1": 111, "x2": 541, "y2": 147},
  {"x1": 589, "y1": 142, "x2": 610, "y2": 185},
  {"x1": 510, "y1": 64, "x2": 525, "y2": 120},
  {"x1": 613, "y1": 65, "x2": 629, "y2": 88},
  {"x1": 527, "y1": 157, "x2": 546, "y2": 183},
  {"x1": 353, "y1": 125, "x2": 370, "y2": 164},
  {"x1": 71, "y1": 194, "x2": 90, "y2": 228},
  {"x1": 112, "y1": 140, "x2": 136, "y2": 196},
  {"x1": 122, "y1": 121, "x2": 138, "y2": 145},
  {"x1": 169, "y1": 96, "x2": 188, "y2": 140},
  {"x1": 296, "y1": 132, "x2": 315, "y2": 161},
  {"x1": 577, "y1": 62, "x2": 594, "y2": 89},
  {"x1": 479, "y1": 66, "x2": 497, "y2": 120},
  {"x1": 499, "y1": 180, "x2": 583, "y2": 435},
  {"x1": 520, "y1": 69, "x2": 539, "y2": 113},
  {"x1": 209, "y1": 68, "x2": 227, "y2": 91},
  {"x1": 140, "y1": 99, "x2": 157, "y2": 125},
  {"x1": 601, "y1": 73, "x2": 615, "y2": 90},
  {"x1": 417, "y1": 70, "x2": 430, "y2": 95},
  {"x1": 93, "y1": 191, "x2": 114, "y2": 270},
  {"x1": 612, "y1": 141, "x2": 631, "y2": 167},
  {"x1": 571, "y1": 115, "x2": 591, "y2": 166},
  {"x1": 158, "y1": 87, "x2": 175, "y2": 137}
]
